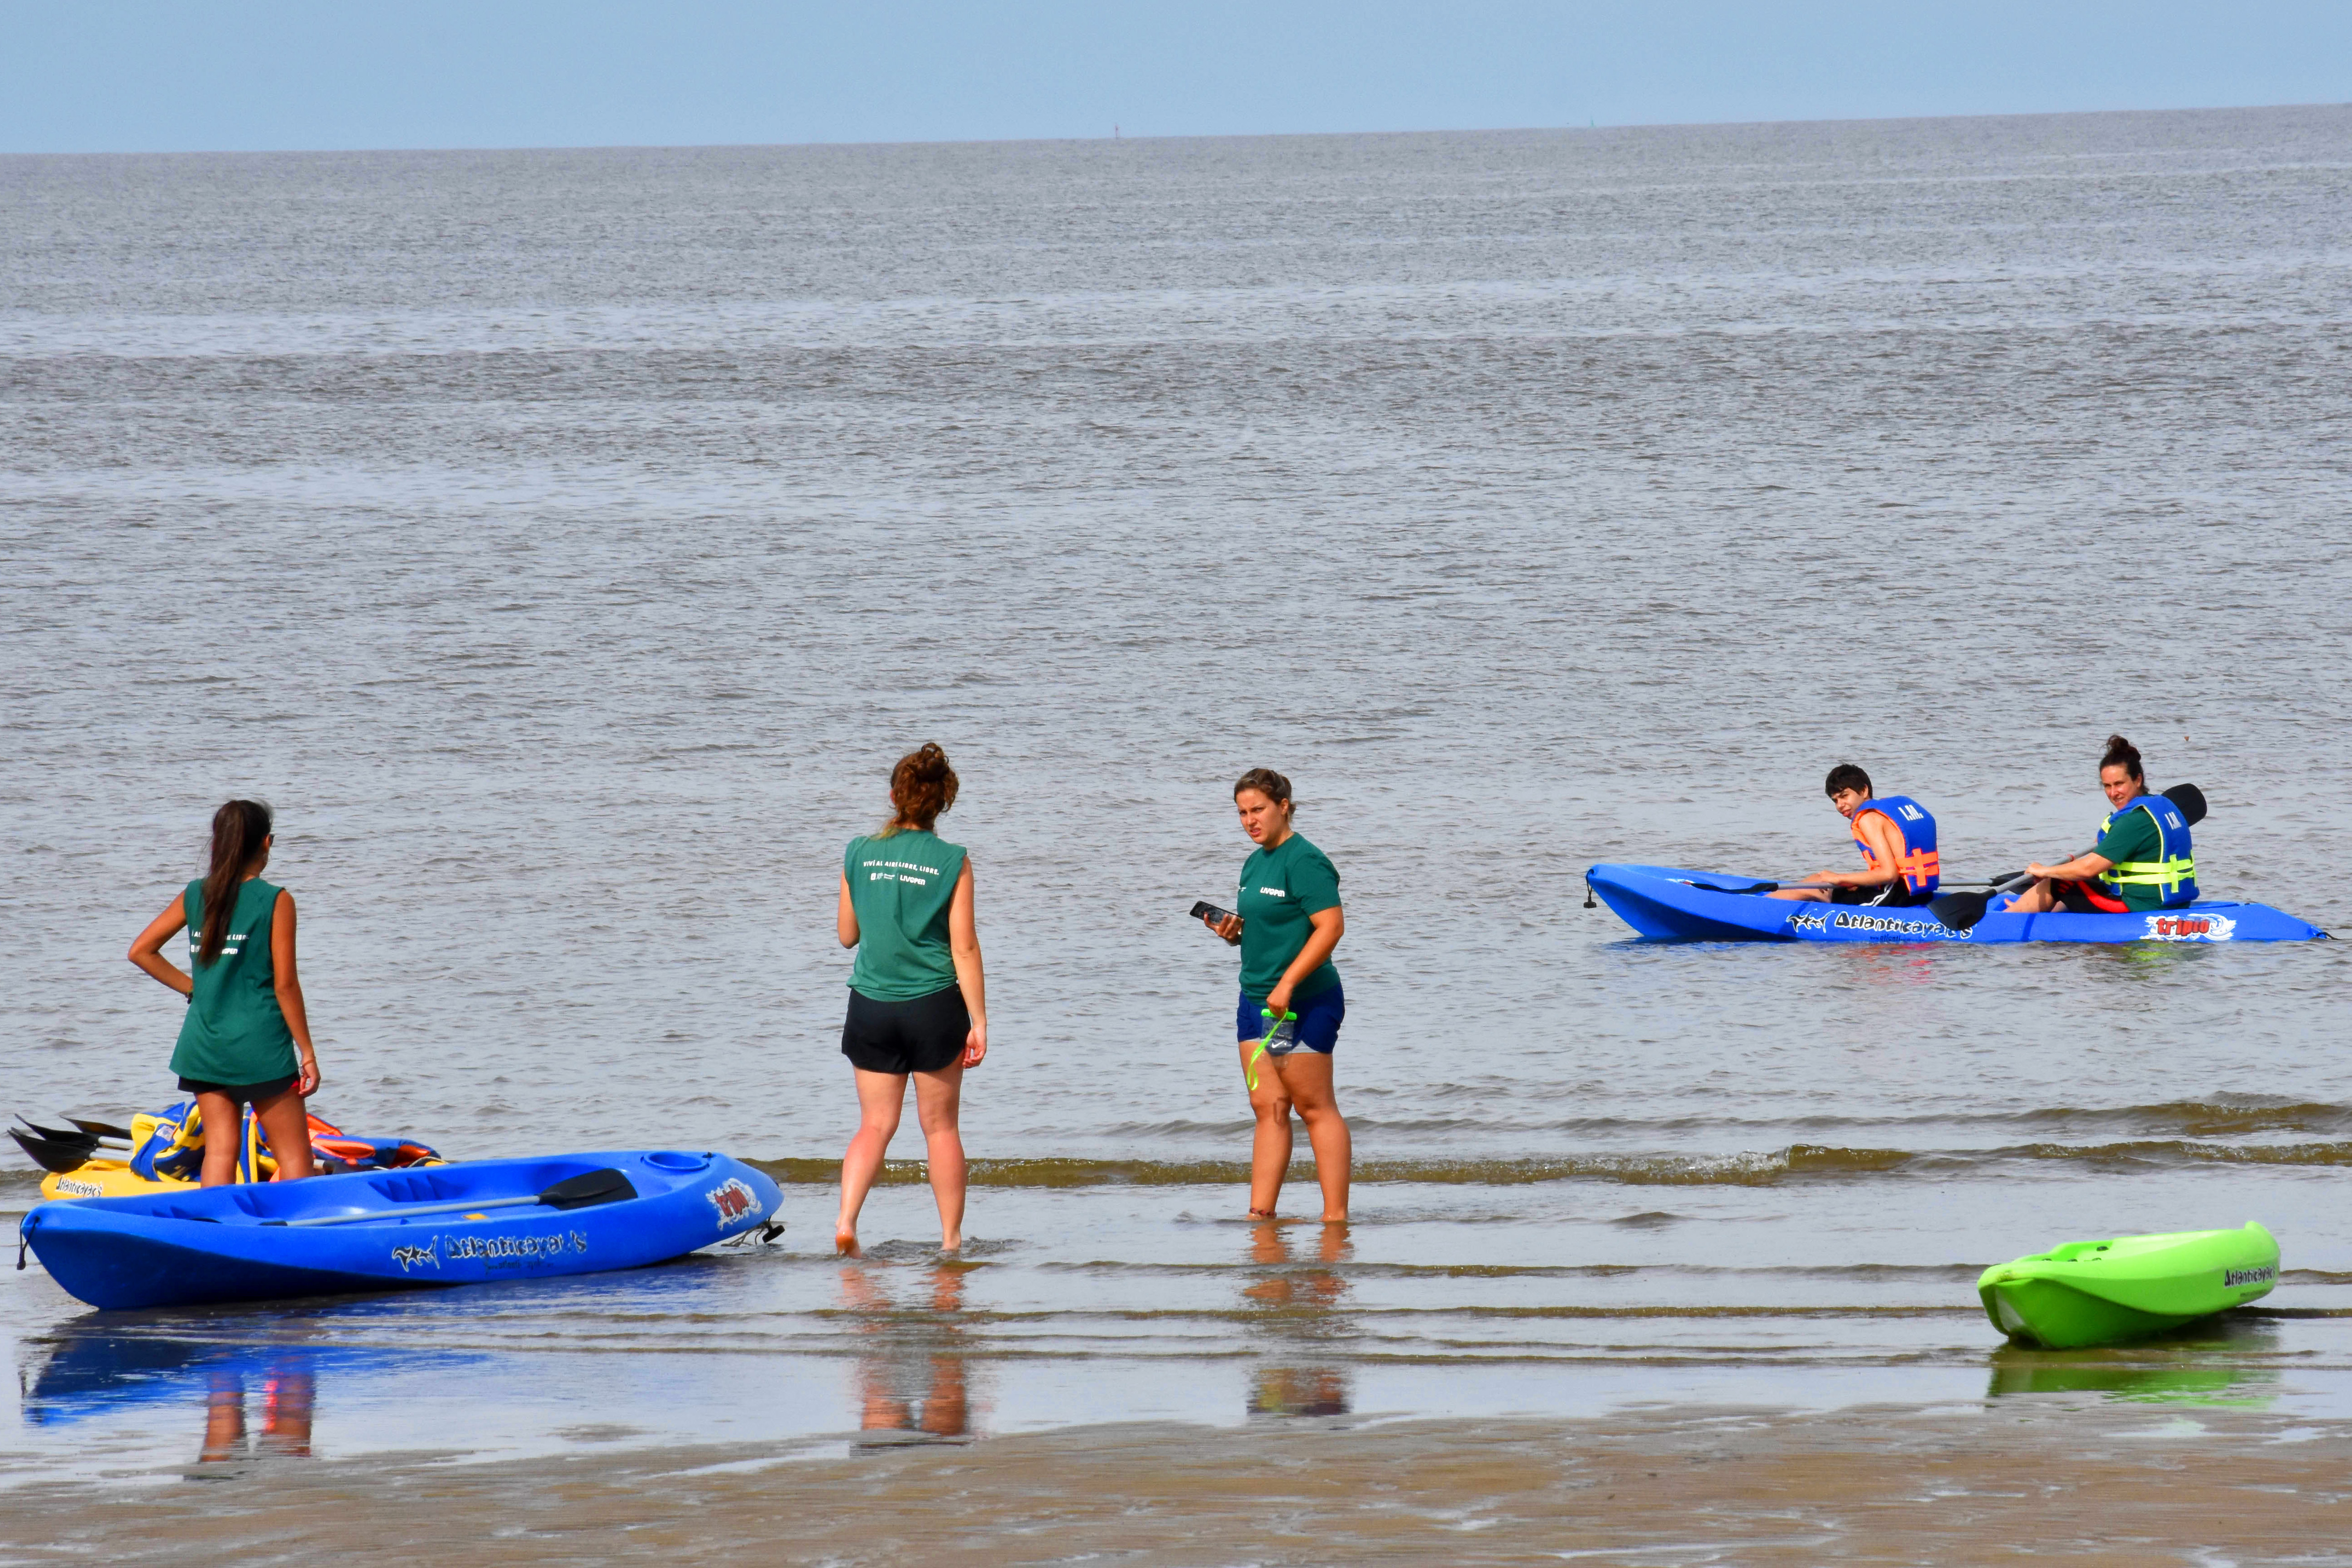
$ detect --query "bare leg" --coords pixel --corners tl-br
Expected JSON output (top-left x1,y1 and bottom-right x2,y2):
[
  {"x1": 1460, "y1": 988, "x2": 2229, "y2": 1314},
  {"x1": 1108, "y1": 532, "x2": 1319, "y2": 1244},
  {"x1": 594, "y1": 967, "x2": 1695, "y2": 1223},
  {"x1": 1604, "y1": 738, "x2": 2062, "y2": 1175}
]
[
  {"x1": 1241, "y1": 1037, "x2": 1294, "y2": 1216},
  {"x1": 251, "y1": 1083, "x2": 314, "y2": 1180},
  {"x1": 2002, "y1": 877, "x2": 2058, "y2": 914},
  {"x1": 837, "y1": 1069, "x2": 908, "y2": 1253},
  {"x1": 910, "y1": 1061, "x2": 968, "y2": 1251},
  {"x1": 1274, "y1": 1050, "x2": 1351, "y2": 1224},
  {"x1": 1765, "y1": 870, "x2": 1841, "y2": 903},
  {"x1": 193, "y1": 1091, "x2": 242, "y2": 1187}
]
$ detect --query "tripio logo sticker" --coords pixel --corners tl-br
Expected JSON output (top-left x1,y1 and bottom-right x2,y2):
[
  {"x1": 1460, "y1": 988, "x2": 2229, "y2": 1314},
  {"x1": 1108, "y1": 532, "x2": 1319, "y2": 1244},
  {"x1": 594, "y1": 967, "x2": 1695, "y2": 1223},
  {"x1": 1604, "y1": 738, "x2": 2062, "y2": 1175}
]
[{"x1": 2145, "y1": 913, "x2": 2235, "y2": 942}]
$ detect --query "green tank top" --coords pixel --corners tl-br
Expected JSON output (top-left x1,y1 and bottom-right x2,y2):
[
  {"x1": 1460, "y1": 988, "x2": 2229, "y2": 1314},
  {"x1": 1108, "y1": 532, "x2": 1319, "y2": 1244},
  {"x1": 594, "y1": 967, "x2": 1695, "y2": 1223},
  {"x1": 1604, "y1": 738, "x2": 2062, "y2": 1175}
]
[
  {"x1": 170, "y1": 878, "x2": 298, "y2": 1087},
  {"x1": 844, "y1": 830, "x2": 967, "y2": 1002}
]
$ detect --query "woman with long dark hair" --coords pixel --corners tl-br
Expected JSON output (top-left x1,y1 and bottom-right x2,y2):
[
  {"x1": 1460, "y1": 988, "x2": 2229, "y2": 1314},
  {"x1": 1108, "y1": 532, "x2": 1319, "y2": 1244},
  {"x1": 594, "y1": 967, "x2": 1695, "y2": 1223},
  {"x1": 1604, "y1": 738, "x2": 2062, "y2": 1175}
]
[
  {"x1": 127, "y1": 800, "x2": 320, "y2": 1186},
  {"x1": 1200, "y1": 767, "x2": 1350, "y2": 1224},
  {"x1": 833, "y1": 743, "x2": 988, "y2": 1254}
]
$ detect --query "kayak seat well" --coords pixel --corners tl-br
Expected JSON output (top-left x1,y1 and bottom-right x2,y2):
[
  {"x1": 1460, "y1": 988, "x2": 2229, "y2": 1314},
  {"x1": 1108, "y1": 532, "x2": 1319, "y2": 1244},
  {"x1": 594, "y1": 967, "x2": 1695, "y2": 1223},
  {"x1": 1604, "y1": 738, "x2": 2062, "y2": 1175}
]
[
  {"x1": 369, "y1": 1170, "x2": 470, "y2": 1203},
  {"x1": 2046, "y1": 1242, "x2": 2112, "y2": 1262}
]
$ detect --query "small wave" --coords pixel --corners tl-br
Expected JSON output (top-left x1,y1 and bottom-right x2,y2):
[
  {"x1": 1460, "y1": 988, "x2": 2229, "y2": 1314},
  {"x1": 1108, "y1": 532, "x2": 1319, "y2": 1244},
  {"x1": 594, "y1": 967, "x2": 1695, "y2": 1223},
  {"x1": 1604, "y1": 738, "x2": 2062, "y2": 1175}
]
[
  {"x1": 2007, "y1": 1100, "x2": 2352, "y2": 1138},
  {"x1": 751, "y1": 1138, "x2": 2352, "y2": 1189},
  {"x1": 1108, "y1": 1100, "x2": 2352, "y2": 1143}
]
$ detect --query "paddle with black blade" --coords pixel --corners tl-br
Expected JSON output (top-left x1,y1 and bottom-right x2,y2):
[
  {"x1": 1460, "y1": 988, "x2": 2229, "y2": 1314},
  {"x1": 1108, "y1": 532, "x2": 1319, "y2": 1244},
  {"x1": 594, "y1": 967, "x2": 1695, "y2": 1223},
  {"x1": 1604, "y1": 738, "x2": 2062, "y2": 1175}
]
[
  {"x1": 264, "y1": 1167, "x2": 637, "y2": 1227},
  {"x1": 9, "y1": 1127, "x2": 103, "y2": 1175},
  {"x1": 15, "y1": 1116, "x2": 125, "y2": 1150},
  {"x1": 1927, "y1": 783, "x2": 2207, "y2": 933},
  {"x1": 62, "y1": 1117, "x2": 134, "y2": 1142}
]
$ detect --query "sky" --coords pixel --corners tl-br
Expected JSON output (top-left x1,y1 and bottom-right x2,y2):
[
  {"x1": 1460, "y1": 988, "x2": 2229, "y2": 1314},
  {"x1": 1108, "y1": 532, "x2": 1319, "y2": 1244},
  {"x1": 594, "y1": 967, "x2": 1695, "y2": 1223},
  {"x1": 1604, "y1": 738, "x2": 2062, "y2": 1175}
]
[{"x1": 2, "y1": 1, "x2": 2348, "y2": 154}]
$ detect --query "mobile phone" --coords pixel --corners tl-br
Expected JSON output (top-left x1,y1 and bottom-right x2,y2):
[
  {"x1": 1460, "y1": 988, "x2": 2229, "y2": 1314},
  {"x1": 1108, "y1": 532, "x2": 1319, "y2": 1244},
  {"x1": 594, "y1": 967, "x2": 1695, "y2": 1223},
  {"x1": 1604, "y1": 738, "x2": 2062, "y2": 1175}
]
[{"x1": 1189, "y1": 901, "x2": 1237, "y2": 926}]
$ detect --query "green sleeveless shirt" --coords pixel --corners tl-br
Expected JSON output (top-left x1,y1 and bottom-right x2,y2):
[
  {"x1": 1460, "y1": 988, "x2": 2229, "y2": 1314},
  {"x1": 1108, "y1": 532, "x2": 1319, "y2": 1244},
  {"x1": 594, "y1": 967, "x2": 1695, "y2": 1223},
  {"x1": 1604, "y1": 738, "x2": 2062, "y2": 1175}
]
[
  {"x1": 844, "y1": 830, "x2": 967, "y2": 1001},
  {"x1": 171, "y1": 878, "x2": 298, "y2": 1086}
]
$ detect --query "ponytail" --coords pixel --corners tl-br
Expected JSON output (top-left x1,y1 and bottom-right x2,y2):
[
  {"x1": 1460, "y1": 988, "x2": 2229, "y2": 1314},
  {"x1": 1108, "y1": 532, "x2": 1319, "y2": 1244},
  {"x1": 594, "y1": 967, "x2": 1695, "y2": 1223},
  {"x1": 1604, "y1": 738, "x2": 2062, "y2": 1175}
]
[
  {"x1": 197, "y1": 800, "x2": 273, "y2": 963},
  {"x1": 883, "y1": 744, "x2": 958, "y2": 836},
  {"x1": 2099, "y1": 734, "x2": 2144, "y2": 783}
]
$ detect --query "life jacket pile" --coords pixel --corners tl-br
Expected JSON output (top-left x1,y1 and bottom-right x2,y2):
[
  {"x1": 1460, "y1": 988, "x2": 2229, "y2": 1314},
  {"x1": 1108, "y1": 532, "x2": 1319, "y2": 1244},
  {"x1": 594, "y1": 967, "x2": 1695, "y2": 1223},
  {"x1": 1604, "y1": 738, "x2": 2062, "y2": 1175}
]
[
  {"x1": 127, "y1": 1102, "x2": 441, "y2": 1183},
  {"x1": 1851, "y1": 795, "x2": 1941, "y2": 898}
]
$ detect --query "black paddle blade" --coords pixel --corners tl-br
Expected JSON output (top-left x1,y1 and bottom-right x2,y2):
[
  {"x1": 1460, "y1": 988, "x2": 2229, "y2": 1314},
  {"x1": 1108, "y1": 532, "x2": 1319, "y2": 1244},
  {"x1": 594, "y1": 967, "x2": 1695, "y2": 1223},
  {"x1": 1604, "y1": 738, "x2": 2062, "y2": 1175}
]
[
  {"x1": 1927, "y1": 889, "x2": 1998, "y2": 932},
  {"x1": 541, "y1": 1168, "x2": 637, "y2": 1211},
  {"x1": 16, "y1": 1117, "x2": 96, "y2": 1147},
  {"x1": 9, "y1": 1127, "x2": 96, "y2": 1175},
  {"x1": 64, "y1": 1117, "x2": 133, "y2": 1141},
  {"x1": 2163, "y1": 783, "x2": 2208, "y2": 826}
]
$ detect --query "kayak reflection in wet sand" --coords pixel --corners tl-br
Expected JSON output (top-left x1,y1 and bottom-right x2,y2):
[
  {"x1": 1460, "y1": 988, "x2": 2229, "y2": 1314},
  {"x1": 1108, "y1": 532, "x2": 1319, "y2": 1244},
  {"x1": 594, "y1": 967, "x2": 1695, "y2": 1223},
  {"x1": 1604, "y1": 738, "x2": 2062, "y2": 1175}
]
[{"x1": 1766, "y1": 764, "x2": 1940, "y2": 908}]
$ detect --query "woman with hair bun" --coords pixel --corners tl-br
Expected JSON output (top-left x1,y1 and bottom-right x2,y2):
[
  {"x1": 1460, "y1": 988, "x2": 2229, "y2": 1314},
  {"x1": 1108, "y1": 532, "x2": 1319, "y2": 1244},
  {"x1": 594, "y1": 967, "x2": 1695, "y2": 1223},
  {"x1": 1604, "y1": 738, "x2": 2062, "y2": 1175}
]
[
  {"x1": 2005, "y1": 734, "x2": 2199, "y2": 914},
  {"x1": 833, "y1": 743, "x2": 988, "y2": 1254},
  {"x1": 1200, "y1": 767, "x2": 1350, "y2": 1224},
  {"x1": 127, "y1": 800, "x2": 321, "y2": 1186}
]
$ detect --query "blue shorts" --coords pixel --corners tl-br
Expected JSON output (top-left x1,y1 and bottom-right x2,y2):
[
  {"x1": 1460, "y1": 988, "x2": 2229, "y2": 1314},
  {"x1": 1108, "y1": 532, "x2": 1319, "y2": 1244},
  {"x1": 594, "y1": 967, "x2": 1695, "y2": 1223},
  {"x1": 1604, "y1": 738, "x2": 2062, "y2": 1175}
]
[{"x1": 1237, "y1": 982, "x2": 1345, "y2": 1055}]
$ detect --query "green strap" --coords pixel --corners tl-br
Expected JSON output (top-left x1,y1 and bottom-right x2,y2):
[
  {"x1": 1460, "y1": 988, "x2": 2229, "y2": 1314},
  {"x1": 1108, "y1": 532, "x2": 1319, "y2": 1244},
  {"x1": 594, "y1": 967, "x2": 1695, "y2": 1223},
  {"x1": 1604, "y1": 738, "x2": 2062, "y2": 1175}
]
[{"x1": 2104, "y1": 856, "x2": 2197, "y2": 887}]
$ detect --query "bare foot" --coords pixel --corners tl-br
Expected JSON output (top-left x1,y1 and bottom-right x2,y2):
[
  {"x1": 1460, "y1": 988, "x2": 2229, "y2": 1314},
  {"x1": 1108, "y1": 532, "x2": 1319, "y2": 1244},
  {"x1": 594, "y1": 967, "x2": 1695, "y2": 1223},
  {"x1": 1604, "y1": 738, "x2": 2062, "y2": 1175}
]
[
  {"x1": 834, "y1": 1230, "x2": 860, "y2": 1256},
  {"x1": 1248, "y1": 1208, "x2": 1277, "y2": 1219},
  {"x1": 1321, "y1": 1213, "x2": 1348, "y2": 1225},
  {"x1": 940, "y1": 1235, "x2": 962, "y2": 1253}
]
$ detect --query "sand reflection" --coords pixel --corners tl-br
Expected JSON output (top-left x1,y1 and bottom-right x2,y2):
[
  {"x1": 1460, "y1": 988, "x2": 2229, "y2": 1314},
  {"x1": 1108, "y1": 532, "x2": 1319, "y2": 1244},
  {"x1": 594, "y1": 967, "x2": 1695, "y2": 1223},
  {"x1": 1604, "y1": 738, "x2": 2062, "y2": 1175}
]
[
  {"x1": 1241, "y1": 1220, "x2": 1354, "y2": 1419},
  {"x1": 199, "y1": 1361, "x2": 317, "y2": 1465},
  {"x1": 838, "y1": 1261, "x2": 977, "y2": 1443}
]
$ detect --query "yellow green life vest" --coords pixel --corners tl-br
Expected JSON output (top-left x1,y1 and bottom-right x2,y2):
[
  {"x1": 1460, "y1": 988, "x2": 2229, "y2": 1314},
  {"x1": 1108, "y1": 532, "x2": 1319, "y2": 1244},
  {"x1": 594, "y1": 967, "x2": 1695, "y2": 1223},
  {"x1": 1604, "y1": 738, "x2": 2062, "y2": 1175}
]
[{"x1": 2097, "y1": 795, "x2": 2197, "y2": 908}]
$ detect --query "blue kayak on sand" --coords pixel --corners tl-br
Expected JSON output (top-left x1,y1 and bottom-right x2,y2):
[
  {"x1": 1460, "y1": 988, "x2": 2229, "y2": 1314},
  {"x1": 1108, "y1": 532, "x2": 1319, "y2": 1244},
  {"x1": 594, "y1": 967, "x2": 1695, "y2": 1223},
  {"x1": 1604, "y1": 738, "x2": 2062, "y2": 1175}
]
[
  {"x1": 17, "y1": 1150, "x2": 781, "y2": 1311},
  {"x1": 1587, "y1": 863, "x2": 2327, "y2": 945}
]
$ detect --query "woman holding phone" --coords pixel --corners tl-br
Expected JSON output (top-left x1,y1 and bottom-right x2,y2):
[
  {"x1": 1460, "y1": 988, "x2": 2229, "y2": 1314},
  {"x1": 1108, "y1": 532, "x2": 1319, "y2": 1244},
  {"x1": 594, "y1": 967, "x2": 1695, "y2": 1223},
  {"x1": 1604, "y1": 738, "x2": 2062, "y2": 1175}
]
[
  {"x1": 1201, "y1": 767, "x2": 1349, "y2": 1224},
  {"x1": 834, "y1": 743, "x2": 989, "y2": 1255},
  {"x1": 127, "y1": 799, "x2": 321, "y2": 1187}
]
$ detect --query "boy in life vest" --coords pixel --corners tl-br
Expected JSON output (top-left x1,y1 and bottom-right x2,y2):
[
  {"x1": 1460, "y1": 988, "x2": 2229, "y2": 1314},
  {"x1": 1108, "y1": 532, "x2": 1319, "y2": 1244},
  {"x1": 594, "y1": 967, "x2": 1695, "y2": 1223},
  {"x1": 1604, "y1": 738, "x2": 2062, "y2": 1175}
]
[{"x1": 1766, "y1": 763, "x2": 1941, "y2": 908}]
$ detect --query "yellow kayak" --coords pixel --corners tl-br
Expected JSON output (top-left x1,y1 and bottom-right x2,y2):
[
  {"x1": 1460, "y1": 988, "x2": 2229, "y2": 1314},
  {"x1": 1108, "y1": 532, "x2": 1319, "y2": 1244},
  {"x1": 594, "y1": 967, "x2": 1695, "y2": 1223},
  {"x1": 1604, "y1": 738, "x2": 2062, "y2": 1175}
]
[{"x1": 39, "y1": 1160, "x2": 189, "y2": 1201}]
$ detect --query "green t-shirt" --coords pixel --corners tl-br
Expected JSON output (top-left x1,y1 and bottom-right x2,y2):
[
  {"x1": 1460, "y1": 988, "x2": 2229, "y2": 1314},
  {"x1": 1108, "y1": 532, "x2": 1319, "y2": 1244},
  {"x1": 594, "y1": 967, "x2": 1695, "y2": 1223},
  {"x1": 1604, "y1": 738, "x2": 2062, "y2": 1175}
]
[
  {"x1": 170, "y1": 878, "x2": 298, "y2": 1086},
  {"x1": 2093, "y1": 805, "x2": 2166, "y2": 911},
  {"x1": 1236, "y1": 833, "x2": 1342, "y2": 1001},
  {"x1": 845, "y1": 830, "x2": 968, "y2": 1001}
]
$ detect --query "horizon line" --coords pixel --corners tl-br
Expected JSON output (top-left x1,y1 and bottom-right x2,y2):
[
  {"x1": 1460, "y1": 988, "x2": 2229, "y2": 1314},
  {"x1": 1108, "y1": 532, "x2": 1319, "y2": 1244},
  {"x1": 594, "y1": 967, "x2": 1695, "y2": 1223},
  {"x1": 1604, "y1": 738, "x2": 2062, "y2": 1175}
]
[{"x1": 5, "y1": 98, "x2": 2346, "y2": 162}]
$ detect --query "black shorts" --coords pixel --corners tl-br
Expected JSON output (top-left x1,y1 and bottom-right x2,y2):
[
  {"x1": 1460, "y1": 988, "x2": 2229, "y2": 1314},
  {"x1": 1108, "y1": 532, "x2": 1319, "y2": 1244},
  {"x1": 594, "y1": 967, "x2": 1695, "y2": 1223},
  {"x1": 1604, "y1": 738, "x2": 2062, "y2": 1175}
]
[
  {"x1": 842, "y1": 984, "x2": 970, "y2": 1075},
  {"x1": 177, "y1": 1073, "x2": 298, "y2": 1104},
  {"x1": 1831, "y1": 882, "x2": 1919, "y2": 908}
]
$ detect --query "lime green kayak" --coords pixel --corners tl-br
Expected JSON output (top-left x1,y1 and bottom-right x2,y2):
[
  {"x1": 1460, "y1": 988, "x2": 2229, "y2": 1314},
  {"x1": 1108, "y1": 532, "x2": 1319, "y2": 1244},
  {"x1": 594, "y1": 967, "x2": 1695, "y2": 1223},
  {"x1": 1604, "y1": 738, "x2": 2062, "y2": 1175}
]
[{"x1": 1978, "y1": 1222, "x2": 2279, "y2": 1349}]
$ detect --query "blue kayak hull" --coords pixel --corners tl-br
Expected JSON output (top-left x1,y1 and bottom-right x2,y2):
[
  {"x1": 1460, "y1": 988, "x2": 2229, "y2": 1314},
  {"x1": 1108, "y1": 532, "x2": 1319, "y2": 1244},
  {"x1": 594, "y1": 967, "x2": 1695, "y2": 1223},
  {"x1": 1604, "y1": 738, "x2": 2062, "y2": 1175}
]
[
  {"x1": 18, "y1": 1150, "x2": 780, "y2": 1310},
  {"x1": 1589, "y1": 864, "x2": 2326, "y2": 945}
]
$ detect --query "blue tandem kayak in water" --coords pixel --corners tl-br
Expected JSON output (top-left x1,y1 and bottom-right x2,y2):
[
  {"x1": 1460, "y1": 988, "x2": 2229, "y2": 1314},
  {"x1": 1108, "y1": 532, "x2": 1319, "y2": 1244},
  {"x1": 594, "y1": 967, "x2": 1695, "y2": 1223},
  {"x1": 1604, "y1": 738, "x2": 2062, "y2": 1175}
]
[
  {"x1": 17, "y1": 1150, "x2": 781, "y2": 1310},
  {"x1": 1587, "y1": 863, "x2": 2327, "y2": 945}
]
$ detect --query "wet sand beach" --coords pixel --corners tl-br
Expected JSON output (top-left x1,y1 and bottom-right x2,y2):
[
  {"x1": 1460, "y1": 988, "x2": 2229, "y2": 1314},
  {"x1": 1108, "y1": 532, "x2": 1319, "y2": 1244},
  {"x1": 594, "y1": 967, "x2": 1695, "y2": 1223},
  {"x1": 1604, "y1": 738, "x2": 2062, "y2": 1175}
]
[{"x1": 8, "y1": 1402, "x2": 2352, "y2": 1565}]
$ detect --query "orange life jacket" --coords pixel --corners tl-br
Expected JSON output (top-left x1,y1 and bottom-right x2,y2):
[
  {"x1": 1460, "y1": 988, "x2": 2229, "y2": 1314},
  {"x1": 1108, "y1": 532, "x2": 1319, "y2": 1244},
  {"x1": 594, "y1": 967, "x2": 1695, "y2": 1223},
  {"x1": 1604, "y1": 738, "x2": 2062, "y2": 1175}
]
[{"x1": 1851, "y1": 795, "x2": 1940, "y2": 897}]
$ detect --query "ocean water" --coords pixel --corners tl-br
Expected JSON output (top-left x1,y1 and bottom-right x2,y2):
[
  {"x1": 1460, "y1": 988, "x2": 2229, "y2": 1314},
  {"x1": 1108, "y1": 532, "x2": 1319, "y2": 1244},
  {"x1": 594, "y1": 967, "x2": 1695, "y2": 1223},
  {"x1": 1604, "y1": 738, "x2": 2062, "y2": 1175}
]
[{"x1": 5, "y1": 105, "x2": 2351, "y2": 1481}]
